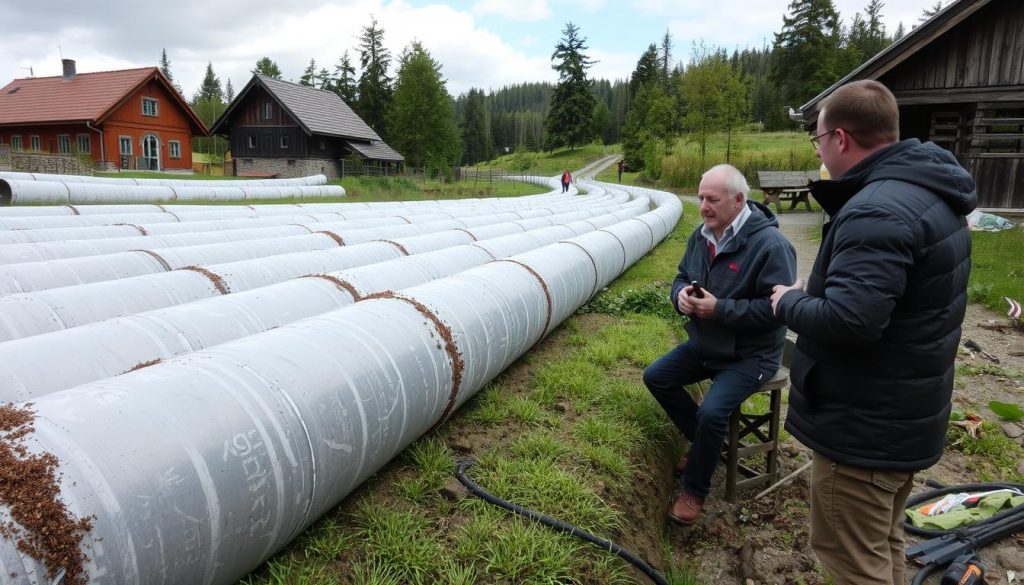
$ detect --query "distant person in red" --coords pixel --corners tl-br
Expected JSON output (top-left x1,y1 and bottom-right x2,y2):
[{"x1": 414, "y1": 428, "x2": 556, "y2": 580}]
[
  {"x1": 561, "y1": 169, "x2": 572, "y2": 193},
  {"x1": 617, "y1": 159, "x2": 626, "y2": 182}
]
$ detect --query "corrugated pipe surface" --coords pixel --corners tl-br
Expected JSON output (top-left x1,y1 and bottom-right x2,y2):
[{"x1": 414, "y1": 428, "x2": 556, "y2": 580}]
[{"x1": 0, "y1": 179, "x2": 681, "y2": 584}]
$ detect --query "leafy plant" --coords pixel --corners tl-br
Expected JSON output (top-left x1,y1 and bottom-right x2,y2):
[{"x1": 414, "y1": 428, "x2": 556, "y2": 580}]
[{"x1": 989, "y1": 401, "x2": 1024, "y2": 421}]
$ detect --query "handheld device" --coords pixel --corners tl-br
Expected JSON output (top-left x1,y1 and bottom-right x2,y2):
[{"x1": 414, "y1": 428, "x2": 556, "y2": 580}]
[{"x1": 690, "y1": 281, "x2": 705, "y2": 299}]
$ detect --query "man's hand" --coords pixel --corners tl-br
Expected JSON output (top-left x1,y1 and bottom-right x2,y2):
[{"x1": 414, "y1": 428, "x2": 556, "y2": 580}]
[
  {"x1": 677, "y1": 284, "x2": 717, "y2": 319},
  {"x1": 771, "y1": 279, "x2": 805, "y2": 315}
]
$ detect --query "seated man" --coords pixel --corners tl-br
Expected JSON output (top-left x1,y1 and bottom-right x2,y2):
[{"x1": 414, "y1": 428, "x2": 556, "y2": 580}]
[{"x1": 643, "y1": 163, "x2": 796, "y2": 524}]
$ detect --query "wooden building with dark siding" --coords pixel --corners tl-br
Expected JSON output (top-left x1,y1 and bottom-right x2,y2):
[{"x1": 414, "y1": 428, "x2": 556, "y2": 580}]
[
  {"x1": 211, "y1": 75, "x2": 403, "y2": 179},
  {"x1": 791, "y1": 0, "x2": 1024, "y2": 209}
]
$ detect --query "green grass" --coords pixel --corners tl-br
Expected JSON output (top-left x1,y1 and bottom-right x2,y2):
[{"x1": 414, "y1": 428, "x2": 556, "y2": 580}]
[
  {"x1": 659, "y1": 132, "x2": 820, "y2": 190},
  {"x1": 476, "y1": 142, "x2": 616, "y2": 176},
  {"x1": 967, "y1": 228, "x2": 1024, "y2": 311},
  {"x1": 946, "y1": 424, "x2": 1024, "y2": 482}
]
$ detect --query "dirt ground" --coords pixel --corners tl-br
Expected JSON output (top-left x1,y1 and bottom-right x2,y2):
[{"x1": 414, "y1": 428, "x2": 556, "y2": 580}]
[{"x1": 649, "y1": 213, "x2": 1024, "y2": 585}]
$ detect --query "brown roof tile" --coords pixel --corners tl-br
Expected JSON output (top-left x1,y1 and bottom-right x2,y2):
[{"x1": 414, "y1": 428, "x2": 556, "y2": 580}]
[{"x1": 0, "y1": 67, "x2": 165, "y2": 125}]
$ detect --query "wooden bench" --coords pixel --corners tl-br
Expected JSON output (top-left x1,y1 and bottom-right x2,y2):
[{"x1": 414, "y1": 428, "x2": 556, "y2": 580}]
[{"x1": 756, "y1": 170, "x2": 820, "y2": 213}]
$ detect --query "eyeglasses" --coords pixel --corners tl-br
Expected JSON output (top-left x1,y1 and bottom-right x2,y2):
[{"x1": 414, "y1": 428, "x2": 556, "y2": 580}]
[{"x1": 810, "y1": 127, "x2": 848, "y2": 148}]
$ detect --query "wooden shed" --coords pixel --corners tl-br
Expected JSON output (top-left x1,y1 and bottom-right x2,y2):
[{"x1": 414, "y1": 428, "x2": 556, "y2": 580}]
[
  {"x1": 211, "y1": 75, "x2": 403, "y2": 179},
  {"x1": 791, "y1": 0, "x2": 1024, "y2": 209}
]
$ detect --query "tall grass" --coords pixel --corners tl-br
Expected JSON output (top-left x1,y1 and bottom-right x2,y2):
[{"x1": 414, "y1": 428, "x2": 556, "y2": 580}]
[
  {"x1": 660, "y1": 132, "x2": 820, "y2": 189},
  {"x1": 967, "y1": 227, "x2": 1024, "y2": 311}
]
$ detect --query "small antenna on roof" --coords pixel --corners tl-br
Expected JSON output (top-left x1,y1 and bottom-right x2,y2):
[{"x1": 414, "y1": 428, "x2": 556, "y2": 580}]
[{"x1": 20, "y1": 67, "x2": 34, "y2": 77}]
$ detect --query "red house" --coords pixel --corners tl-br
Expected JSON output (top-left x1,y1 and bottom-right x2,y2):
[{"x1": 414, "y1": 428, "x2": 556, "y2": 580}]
[{"x1": 0, "y1": 60, "x2": 208, "y2": 172}]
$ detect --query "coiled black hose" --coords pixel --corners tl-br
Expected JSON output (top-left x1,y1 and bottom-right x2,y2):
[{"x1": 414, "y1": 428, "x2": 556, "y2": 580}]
[
  {"x1": 904, "y1": 480, "x2": 1024, "y2": 585},
  {"x1": 456, "y1": 460, "x2": 670, "y2": 585}
]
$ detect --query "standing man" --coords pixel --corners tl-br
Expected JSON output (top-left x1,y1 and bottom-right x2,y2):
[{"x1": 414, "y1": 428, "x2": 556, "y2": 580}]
[
  {"x1": 771, "y1": 80, "x2": 976, "y2": 585},
  {"x1": 617, "y1": 159, "x2": 626, "y2": 183},
  {"x1": 644, "y1": 164, "x2": 796, "y2": 524}
]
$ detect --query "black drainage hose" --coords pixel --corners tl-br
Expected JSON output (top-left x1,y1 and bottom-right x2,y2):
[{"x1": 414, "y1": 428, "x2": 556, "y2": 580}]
[{"x1": 456, "y1": 459, "x2": 670, "y2": 585}]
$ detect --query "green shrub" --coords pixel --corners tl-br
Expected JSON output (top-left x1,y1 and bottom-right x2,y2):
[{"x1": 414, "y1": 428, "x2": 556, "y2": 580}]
[{"x1": 581, "y1": 282, "x2": 678, "y2": 320}]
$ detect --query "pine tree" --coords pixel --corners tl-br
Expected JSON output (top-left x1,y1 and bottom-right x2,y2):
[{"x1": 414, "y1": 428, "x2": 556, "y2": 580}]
[
  {"x1": 629, "y1": 44, "x2": 661, "y2": 98},
  {"x1": 299, "y1": 59, "x2": 318, "y2": 86},
  {"x1": 771, "y1": 0, "x2": 843, "y2": 111},
  {"x1": 225, "y1": 79, "x2": 235, "y2": 103},
  {"x1": 356, "y1": 17, "x2": 393, "y2": 137},
  {"x1": 893, "y1": 21, "x2": 906, "y2": 41},
  {"x1": 920, "y1": 2, "x2": 942, "y2": 23},
  {"x1": 332, "y1": 51, "x2": 358, "y2": 103},
  {"x1": 660, "y1": 30, "x2": 674, "y2": 85},
  {"x1": 544, "y1": 22, "x2": 597, "y2": 151},
  {"x1": 388, "y1": 42, "x2": 461, "y2": 174},
  {"x1": 252, "y1": 57, "x2": 282, "y2": 79},
  {"x1": 197, "y1": 62, "x2": 222, "y2": 102},
  {"x1": 459, "y1": 88, "x2": 490, "y2": 164},
  {"x1": 158, "y1": 48, "x2": 184, "y2": 95}
]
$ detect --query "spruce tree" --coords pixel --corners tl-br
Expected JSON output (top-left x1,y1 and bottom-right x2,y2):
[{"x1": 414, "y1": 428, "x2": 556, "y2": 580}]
[
  {"x1": 771, "y1": 0, "x2": 843, "y2": 111},
  {"x1": 332, "y1": 51, "x2": 358, "y2": 104},
  {"x1": 629, "y1": 44, "x2": 661, "y2": 98},
  {"x1": 252, "y1": 57, "x2": 282, "y2": 79},
  {"x1": 225, "y1": 79, "x2": 235, "y2": 103},
  {"x1": 459, "y1": 88, "x2": 490, "y2": 164},
  {"x1": 388, "y1": 42, "x2": 461, "y2": 174},
  {"x1": 299, "y1": 59, "x2": 318, "y2": 86},
  {"x1": 544, "y1": 22, "x2": 597, "y2": 151},
  {"x1": 356, "y1": 16, "x2": 393, "y2": 137}
]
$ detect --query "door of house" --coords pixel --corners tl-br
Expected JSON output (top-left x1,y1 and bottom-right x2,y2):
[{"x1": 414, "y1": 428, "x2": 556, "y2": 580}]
[{"x1": 142, "y1": 135, "x2": 160, "y2": 171}]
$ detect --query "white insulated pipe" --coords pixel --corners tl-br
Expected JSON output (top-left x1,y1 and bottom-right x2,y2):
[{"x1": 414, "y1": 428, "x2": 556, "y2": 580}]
[
  {"x1": 0, "y1": 171, "x2": 330, "y2": 187},
  {"x1": 0, "y1": 184, "x2": 680, "y2": 585},
  {"x1": 0, "y1": 178, "x2": 346, "y2": 205},
  {"x1": 0, "y1": 198, "x2": 652, "y2": 340}
]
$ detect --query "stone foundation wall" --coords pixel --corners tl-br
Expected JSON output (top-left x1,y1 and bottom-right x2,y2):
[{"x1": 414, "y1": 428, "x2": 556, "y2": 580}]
[
  {"x1": 9, "y1": 152, "x2": 93, "y2": 175},
  {"x1": 232, "y1": 157, "x2": 340, "y2": 179},
  {"x1": 0, "y1": 145, "x2": 10, "y2": 171}
]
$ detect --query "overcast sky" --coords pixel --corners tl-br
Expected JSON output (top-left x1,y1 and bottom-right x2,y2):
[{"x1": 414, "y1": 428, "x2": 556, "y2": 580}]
[{"x1": 2, "y1": 0, "x2": 938, "y2": 99}]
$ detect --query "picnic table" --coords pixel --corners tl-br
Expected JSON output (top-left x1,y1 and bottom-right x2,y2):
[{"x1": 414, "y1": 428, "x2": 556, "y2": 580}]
[{"x1": 756, "y1": 170, "x2": 820, "y2": 213}]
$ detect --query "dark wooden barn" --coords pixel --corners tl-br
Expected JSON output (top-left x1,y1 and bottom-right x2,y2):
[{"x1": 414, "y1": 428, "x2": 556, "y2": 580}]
[
  {"x1": 792, "y1": 0, "x2": 1024, "y2": 210},
  {"x1": 211, "y1": 75, "x2": 403, "y2": 179}
]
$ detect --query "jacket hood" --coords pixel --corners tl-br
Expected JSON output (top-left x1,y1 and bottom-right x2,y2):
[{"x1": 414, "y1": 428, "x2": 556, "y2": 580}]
[{"x1": 811, "y1": 139, "x2": 977, "y2": 217}]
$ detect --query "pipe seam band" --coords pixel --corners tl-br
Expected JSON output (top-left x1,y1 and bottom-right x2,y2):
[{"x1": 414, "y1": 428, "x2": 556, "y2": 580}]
[
  {"x1": 497, "y1": 259, "x2": 553, "y2": 345},
  {"x1": 364, "y1": 291, "x2": 464, "y2": 434},
  {"x1": 178, "y1": 265, "x2": 230, "y2": 295}
]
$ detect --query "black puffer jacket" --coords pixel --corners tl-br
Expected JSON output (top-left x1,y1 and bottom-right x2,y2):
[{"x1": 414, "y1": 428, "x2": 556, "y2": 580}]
[{"x1": 777, "y1": 139, "x2": 976, "y2": 470}]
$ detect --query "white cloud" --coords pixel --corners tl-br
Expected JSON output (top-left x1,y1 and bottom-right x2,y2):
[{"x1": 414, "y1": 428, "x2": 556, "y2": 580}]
[{"x1": 472, "y1": 0, "x2": 551, "y2": 22}]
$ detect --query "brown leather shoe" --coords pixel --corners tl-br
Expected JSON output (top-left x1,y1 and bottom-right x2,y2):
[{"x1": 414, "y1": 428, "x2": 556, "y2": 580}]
[
  {"x1": 668, "y1": 492, "x2": 705, "y2": 525},
  {"x1": 674, "y1": 454, "x2": 688, "y2": 474}
]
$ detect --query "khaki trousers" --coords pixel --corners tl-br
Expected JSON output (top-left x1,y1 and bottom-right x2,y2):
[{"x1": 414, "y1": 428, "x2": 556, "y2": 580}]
[{"x1": 809, "y1": 452, "x2": 915, "y2": 585}]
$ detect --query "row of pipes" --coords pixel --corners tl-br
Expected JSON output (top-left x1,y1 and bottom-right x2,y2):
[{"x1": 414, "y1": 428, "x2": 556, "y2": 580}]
[
  {"x1": 0, "y1": 174, "x2": 682, "y2": 584},
  {"x1": 0, "y1": 172, "x2": 340, "y2": 205}
]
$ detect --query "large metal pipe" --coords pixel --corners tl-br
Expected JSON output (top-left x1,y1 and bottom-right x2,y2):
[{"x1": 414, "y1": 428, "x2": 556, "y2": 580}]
[
  {"x1": 0, "y1": 183, "x2": 680, "y2": 585},
  {"x1": 0, "y1": 207, "x2": 648, "y2": 401}
]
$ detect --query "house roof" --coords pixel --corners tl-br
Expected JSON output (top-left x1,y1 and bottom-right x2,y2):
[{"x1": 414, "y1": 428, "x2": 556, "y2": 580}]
[
  {"x1": 212, "y1": 75, "x2": 382, "y2": 142},
  {"x1": 345, "y1": 140, "x2": 405, "y2": 162},
  {"x1": 791, "y1": 0, "x2": 995, "y2": 127},
  {"x1": 0, "y1": 66, "x2": 208, "y2": 134}
]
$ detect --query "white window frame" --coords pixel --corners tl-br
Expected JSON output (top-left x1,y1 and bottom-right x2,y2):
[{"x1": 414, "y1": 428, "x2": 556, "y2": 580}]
[
  {"x1": 263, "y1": 102, "x2": 272, "y2": 120},
  {"x1": 169, "y1": 140, "x2": 181, "y2": 159},
  {"x1": 142, "y1": 97, "x2": 159, "y2": 117},
  {"x1": 57, "y1": 135, "x2": 71, "y2": 154},
  {"x1": 119, "y1": 136, "x2": 133, "y2": 156},
  {"x1": 11, "y1": 136, "x2": 23, "y2": 151},
  {"x1": 30, "y1": 135, "x2": 41, "y2": 151},
  {"x1": 77, "y1": 134, "x2": 91, "y2": 154},
  {"x1": 280, "y1": 136, "x2": 289, "y2": 149},
  {"x1": 247, "y1": 135, "x2": 256, "y2": 149}
]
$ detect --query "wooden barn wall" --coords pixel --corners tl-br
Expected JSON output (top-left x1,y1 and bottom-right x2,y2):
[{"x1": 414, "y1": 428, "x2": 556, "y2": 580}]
[
  {"x1": 880, "y1": 0, "x2": 1024, "y2": 91},
  {"x1": 962, "y1": 156, "x2": 1024, "y2": 208}
]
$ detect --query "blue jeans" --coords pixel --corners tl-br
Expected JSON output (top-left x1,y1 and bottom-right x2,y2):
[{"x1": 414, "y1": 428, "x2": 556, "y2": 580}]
[{"x1": 643, "y1": 342, "x2": 767, "y2": 498}]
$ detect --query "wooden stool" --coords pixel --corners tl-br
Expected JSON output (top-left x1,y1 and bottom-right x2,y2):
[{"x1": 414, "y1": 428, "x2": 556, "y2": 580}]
[{"x1": 722, "y1": 367, "x2": 788, "y2": 502}]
